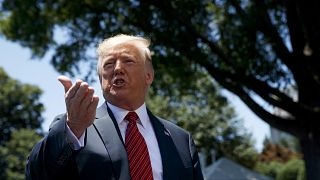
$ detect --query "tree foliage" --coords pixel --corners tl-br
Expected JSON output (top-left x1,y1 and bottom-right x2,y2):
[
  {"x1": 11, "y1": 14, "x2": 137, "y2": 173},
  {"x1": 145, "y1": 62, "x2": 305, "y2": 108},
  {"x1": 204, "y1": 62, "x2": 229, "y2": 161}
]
[
  {"x1": 255, "y1": 141, "x2": 305, "y2": 180},
  {"x1": 258, "y1": 142, "x2": 302, "y2": 164},
  {"x1": 0, "y1": 68, "x2": 44, "y2": 179},
  {"x1": 255, "y1": 158, "x2": 306, "y2": 180},
  {"x1": 277, "y1": 158, "x2": 306, "y2": 180},
  {"x1": 0, "y1": 67, "x2": 44, "y2": 145},
  {"x1": 2, "y1": 0, "x2": 320, "y2": 179},
  {"x1": 147, "y1": 71, "x2": 257, "y2": 168},
  {"x1": 0, "y1": 129, "x2": 42, "y2": 180},
  {"x1": 255, "y1": 160, "x2": 283, "y2": 179}
]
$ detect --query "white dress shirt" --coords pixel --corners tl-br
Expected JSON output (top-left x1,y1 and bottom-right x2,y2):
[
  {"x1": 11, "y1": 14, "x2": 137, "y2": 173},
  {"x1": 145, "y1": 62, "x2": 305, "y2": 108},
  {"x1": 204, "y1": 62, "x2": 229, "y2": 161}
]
[{"x1": 66, "y1": 102, "x2": 163, "y2": 180}]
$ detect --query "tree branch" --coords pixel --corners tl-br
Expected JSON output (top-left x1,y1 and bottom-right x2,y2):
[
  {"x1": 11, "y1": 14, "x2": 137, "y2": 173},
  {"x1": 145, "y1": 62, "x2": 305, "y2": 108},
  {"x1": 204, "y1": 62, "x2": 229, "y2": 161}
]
[
  {"x1": 142, "y1": 0, "x2": 316, "y2": 135},
  {"x1": 237, "y1": 76, "x2": 300, "y2": 115},
  {"x1": 202, "y1": 63, "x2": 302, "y2": 135},
  {"x1": 234, "y1": 87, "x2": 301, "y2": 136},
  {"x1": 145, "y1": 0, "x2": 231, "y2": 63},
  {"x1": 228, "y1": 0, "x2": 298, "y2": 77},
  {"x1": 145, "y1": 0, "x2": 317, "y2": 115},
  {"x1": 255, "y1": 1, "x2": 296, "y2": 70}
]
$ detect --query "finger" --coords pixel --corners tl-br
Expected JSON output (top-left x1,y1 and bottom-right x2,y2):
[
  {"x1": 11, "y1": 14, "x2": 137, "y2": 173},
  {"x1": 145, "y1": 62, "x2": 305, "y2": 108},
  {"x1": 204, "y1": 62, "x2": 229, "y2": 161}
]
[
  {"x1": 66, "y1": 79, "x2": 83, "y2": 99},
  {"x1": 88, "y1": 95, "x2": 99, "y2": 112},
  {"x1": 73, "y1": 82, "x2": 89, "y2": 105},
  {"x1": 81, "y1": 87, "x2": 95, "y2": 109},
  {"x1": 58, "y1": 76, "x2": 73, "y2": 93}
]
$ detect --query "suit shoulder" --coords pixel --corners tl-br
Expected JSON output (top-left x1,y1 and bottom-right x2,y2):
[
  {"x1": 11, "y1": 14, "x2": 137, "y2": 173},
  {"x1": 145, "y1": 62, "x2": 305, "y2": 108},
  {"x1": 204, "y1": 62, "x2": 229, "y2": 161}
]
[
  {"x1": 157, "y1": 117, "x2": 190, "y2": 136},
  {"x1": 49, "y1": 113, "x2": 67, "y2": 129}
]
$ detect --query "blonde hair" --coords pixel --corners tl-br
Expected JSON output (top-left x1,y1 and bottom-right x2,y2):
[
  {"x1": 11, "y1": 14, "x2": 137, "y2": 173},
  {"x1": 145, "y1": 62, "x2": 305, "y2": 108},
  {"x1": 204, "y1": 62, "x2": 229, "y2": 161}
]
[{"x1": 96, "y1": 34, "x2": 153, "y2": 76}]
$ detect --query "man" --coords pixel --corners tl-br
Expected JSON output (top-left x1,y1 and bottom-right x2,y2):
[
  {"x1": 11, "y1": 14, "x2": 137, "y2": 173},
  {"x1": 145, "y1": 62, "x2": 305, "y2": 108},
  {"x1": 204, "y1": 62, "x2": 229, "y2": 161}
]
[{"x1": 26, "y1": 34, "x2": 204, "y2": 180}]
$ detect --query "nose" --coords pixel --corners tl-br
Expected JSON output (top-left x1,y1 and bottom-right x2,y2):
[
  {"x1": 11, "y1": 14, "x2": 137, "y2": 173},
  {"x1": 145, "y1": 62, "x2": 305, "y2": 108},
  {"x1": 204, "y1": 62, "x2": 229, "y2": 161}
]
[{"x1": 114, "y1": 60, "x2": 124, "y2": 75}]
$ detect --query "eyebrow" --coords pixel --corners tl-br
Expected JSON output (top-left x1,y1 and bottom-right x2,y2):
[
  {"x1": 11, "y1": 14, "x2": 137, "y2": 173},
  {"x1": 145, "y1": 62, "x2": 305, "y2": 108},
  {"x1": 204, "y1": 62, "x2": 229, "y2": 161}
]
[{"x1": 106, "y1": 51, "x2": 137, "y2": 59}]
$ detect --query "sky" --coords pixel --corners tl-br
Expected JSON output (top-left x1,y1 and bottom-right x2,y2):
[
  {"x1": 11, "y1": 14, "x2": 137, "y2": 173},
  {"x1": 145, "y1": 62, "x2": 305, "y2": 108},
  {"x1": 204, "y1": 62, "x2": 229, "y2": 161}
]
[{"x1": 0, "y1": 36, "x2": 270, "y2": 151}]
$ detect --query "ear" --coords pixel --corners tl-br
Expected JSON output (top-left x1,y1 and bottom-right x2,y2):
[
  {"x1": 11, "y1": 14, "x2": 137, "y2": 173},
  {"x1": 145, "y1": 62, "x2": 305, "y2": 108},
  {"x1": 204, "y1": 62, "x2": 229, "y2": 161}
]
[{"x1": 145, "y1": 70, "x2": 154, "y2": 86}]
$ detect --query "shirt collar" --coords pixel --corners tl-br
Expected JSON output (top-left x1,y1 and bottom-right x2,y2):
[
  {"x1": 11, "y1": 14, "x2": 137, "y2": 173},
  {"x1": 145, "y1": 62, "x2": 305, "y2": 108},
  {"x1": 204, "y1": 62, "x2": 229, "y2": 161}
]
[{"x1": 106, "y1": 102, "x2": 149, "y2": 128}]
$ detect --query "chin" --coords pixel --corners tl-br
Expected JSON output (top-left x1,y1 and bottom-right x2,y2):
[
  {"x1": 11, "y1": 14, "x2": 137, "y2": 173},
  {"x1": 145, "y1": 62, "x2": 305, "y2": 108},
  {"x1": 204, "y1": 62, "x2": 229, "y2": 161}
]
[{"x1": 109, "y1": 92, "x2": 129, "y2": 100}]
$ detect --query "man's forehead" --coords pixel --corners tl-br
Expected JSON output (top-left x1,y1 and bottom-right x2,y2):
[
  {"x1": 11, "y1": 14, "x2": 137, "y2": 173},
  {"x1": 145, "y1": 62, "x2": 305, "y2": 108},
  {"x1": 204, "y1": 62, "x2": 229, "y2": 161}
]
[
  {"x1": 104, "y1": 43, "x2": 142, "y2": 58},
  {"x1": 108, "y1": 48, "x2": 132, "y2": 55},
  {"x1": 112, "y1": 44, "x2": 136, "y2": 52}
]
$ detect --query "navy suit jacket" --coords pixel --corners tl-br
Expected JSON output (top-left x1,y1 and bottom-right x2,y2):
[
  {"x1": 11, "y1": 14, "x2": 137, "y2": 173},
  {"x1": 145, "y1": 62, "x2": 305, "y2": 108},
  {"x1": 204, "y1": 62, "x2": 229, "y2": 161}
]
[{"x1": 26, "y1": 103, "x2": 204, "y2": 180}]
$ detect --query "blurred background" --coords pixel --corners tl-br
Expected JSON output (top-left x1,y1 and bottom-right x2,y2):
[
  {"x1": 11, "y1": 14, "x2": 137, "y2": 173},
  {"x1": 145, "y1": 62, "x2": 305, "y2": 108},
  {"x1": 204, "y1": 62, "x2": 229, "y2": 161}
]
[{"x1": 1, "y1": 0, "x2": 319, "y2": 180}]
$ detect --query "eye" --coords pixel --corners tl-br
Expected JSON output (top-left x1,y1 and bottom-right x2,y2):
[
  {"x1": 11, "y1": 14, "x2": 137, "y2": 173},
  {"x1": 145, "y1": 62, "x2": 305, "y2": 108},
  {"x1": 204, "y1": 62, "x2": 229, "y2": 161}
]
[
  {"x1": 125, "y1": 59, "x2": 134, "y2": 64},
  {"x1": 103, "y1": 61, "x2": 114, "y2": 68}
]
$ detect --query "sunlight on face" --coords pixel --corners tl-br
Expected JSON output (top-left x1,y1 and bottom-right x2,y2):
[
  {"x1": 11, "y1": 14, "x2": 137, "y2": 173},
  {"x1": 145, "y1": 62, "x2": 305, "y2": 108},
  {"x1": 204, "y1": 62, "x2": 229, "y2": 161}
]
[{"x1": 100, "y1": 43, "x2": 154, "y2": 110}]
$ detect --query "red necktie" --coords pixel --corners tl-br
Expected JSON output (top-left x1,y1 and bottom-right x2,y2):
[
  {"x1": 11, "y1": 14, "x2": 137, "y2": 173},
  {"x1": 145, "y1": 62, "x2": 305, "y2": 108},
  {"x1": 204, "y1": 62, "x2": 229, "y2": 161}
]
[{"x1": 124, "y1": 112, "x2": 153, "y2": 180}]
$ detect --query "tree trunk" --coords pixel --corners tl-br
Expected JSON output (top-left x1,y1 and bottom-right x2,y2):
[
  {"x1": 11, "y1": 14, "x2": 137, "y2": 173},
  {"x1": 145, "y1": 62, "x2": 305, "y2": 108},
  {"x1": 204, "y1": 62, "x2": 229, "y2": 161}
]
[
  {"x1": 294, "y1": 53, "x2": 320, "y2": 180},
  {"x1": 299, "y1": 132, "x2": 320, "y2": 180}
]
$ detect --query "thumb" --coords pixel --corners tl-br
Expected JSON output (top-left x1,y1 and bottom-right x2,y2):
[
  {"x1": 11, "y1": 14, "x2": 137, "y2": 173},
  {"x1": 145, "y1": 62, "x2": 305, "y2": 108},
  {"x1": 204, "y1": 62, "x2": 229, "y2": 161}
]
[{"x1": 58, "y1": 75, "x2": 73, "y2": 93}]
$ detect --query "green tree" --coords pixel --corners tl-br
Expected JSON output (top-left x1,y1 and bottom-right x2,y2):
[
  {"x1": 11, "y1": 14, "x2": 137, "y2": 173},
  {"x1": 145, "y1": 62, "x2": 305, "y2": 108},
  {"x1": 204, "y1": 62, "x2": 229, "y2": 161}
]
[
  {"x1": 255, "y1": 141, "x2": 305, "y2": 180},
  {"x1": 0, "y1": 67, "x2": 44, "y2": 145},
  {"x1": 1, "y1": 0, "x2": 320, "y2": 179},
  {"x1": 0, "y1": 67, "x2": 44, "y2": 179},
  {"x1": 0, "y1": 129, "x2": 42, "y2": 180},
  {"x1": 147, "y1": 72, "x2": 257, "y2": 168},
  {"x1": 255, "y1": 161, "x2": 283, "y2": 179},
  {"x1": 277, "y1": 158, "x2": 306, "y2": 180},
  {"x1": 255, "y1": 158, "x2": 306, "y2": 180}
]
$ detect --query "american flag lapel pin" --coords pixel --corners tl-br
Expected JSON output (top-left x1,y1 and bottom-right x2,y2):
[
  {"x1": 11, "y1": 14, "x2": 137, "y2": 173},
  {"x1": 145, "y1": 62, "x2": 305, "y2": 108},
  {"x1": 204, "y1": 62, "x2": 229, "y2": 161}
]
[{"x1": 164, "y1": 130, "x2": 170, "y2": 136}]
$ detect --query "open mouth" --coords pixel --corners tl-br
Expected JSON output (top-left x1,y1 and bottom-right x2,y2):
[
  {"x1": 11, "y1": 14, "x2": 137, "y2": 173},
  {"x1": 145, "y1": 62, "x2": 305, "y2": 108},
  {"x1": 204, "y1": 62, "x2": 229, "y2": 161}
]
[{"x1": 113, "y1": 78, "x2": 125, "y2": 87}]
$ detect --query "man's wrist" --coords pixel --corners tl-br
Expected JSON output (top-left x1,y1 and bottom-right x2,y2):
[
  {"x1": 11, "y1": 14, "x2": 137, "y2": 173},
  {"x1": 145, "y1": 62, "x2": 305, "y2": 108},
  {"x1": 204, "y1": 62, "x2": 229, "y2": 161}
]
[
  {"x1": 66, "y1": 121, "x2": 86, "y2": 139},
  {"x1": 66, "y1": 123, "x2": 85, "y2": 150}
]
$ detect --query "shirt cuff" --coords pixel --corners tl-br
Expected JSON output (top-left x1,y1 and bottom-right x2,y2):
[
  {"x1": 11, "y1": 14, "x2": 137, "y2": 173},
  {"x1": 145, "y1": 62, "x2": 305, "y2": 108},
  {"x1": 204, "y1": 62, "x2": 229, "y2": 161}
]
[{"x1": 66, "y1": 123, "x2": 85, "y2": 150}]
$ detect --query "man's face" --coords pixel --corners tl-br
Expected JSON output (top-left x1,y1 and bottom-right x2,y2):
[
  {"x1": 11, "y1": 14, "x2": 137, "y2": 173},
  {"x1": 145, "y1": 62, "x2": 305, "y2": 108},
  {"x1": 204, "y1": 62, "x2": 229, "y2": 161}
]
[{"x1": 99, "y1": 43, "x2": 153, "y2": 110}]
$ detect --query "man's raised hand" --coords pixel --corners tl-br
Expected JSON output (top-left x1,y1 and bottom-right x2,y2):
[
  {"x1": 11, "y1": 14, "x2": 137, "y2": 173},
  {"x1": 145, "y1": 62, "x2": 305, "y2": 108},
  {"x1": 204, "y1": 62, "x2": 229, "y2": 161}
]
[{"x1": 58, "y1": 76, "x2": 99, "y2": 138}]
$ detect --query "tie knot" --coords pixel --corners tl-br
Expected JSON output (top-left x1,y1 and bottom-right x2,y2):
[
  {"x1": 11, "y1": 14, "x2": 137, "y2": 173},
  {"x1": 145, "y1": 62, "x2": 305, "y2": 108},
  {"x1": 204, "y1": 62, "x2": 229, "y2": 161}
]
[{"x1": 125, "y1": 112, "x2": 139, "y2": 123}]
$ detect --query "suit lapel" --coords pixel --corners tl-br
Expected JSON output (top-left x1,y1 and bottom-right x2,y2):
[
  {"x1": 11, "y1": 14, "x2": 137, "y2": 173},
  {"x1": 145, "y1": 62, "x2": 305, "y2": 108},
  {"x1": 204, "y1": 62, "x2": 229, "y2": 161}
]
[
  {"x1": 94, "y1": 103, "x2": 130, "y2": 180},
  {"x1": 93, "y1": 104, "x2": 184, "y2": 179},
  {"x1": 147, "y1": 110, "x2": 183, "y2": 180}
]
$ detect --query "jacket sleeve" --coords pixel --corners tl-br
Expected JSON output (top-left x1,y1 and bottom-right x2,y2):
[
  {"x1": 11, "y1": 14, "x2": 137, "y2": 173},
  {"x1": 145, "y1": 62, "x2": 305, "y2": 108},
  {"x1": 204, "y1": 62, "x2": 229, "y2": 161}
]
[
  {"x1": 189, "y1": 134, "x2": 204, "y2": 180},
  {"x1": 26, "y1": 114, "x2": 80, "y2": 180}
]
